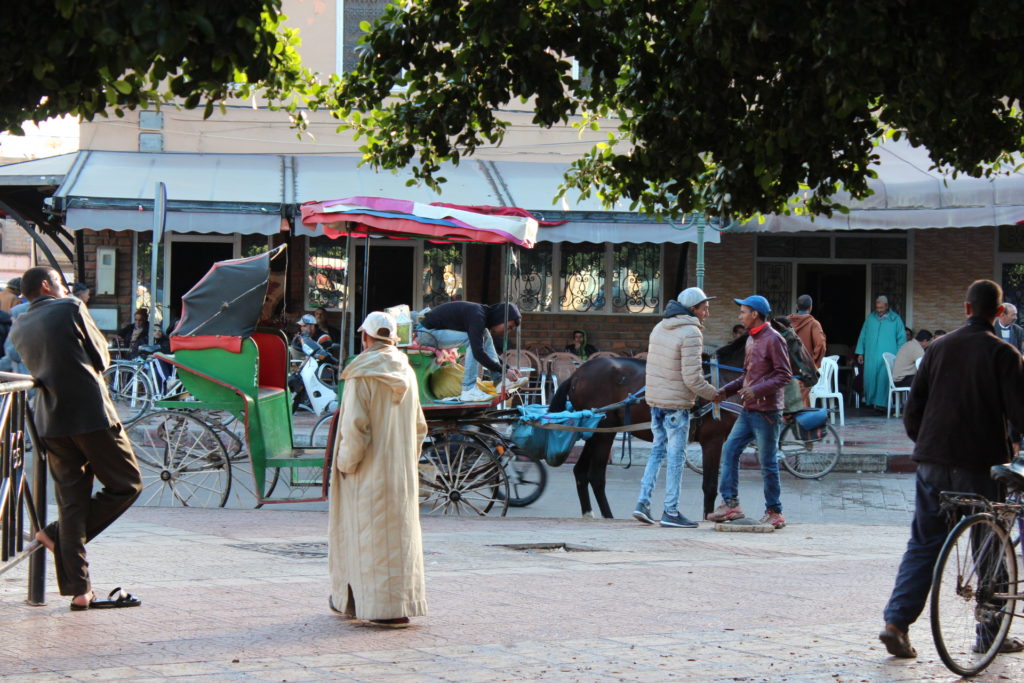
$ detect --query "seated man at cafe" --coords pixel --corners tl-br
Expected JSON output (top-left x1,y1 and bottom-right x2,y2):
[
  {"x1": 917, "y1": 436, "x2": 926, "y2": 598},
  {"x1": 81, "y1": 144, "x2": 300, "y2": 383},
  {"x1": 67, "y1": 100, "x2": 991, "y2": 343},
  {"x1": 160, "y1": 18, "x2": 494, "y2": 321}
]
[{"x1": 893, "y1": 329, "x2": 932, "y2": 387}]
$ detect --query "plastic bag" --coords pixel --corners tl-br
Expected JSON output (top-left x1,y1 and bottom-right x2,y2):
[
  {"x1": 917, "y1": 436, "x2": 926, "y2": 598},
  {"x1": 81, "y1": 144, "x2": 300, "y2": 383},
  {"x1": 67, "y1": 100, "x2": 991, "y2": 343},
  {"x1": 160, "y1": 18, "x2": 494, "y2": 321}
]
[{"x1": 429, "y1": 363, "x2": 464, "y2": 398}]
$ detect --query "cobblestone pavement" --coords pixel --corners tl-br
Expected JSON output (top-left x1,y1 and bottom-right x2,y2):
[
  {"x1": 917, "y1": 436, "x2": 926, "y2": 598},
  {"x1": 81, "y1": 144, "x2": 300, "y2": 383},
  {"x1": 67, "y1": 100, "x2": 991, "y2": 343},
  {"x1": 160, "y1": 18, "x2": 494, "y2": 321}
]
[{"x1": 3, "y1": 469, "x2": 1022, "y2": 681}]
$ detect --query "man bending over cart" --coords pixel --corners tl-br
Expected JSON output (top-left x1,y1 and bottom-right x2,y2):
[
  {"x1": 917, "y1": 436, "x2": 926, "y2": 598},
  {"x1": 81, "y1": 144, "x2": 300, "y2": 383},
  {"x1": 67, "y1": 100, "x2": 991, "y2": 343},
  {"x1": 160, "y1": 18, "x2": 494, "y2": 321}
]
[{"x1": 416, "y1": 301, "x2": 524, "y2": 402}]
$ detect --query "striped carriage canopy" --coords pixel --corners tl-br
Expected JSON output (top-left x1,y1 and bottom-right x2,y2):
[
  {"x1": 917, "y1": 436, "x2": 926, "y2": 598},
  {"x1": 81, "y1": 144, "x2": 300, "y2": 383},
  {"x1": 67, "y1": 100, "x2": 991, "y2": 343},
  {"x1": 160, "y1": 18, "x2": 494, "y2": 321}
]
[{"x1": 299, "y1": 196, "x2": 538, "y2": 248}]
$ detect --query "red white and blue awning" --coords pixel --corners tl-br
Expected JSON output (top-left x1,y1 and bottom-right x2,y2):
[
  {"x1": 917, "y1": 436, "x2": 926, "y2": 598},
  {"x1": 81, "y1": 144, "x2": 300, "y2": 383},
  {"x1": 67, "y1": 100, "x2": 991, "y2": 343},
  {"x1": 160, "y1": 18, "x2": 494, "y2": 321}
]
[{"x1": 299, "y1": 196, "x2": 537, "y2": 247}]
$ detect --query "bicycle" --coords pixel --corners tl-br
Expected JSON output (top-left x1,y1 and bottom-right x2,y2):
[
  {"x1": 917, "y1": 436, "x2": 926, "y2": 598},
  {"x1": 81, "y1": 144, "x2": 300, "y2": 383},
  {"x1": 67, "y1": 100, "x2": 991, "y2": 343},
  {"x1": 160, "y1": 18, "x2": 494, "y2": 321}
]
[
  {"x1": 684, "y1": 409, "x2": 842, "y2": 480},
  {"x1": 930, "y1": 461, "x2": 1024, "y2": 677},
  {"x1": 102, "y1": 347, "x2": 186, "y2": 423}
]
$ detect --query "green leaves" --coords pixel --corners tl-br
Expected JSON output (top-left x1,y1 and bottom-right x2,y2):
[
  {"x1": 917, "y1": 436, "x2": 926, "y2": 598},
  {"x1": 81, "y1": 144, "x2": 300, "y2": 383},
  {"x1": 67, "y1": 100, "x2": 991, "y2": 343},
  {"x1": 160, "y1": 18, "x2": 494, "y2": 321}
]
[
  {"x1": 1, "y1": 1, "x2": 320, "y2": 135},
  {"x1": 322, "y1": 0, "x2": 1024, "y2": 221}
]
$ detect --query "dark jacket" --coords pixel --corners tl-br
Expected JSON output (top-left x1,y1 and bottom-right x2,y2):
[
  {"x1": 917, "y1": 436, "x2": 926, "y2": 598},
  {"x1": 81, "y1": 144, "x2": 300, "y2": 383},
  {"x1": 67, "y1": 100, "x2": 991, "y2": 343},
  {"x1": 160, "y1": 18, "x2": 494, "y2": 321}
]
[
  {"x1": 995, "y1": 321, "x2": 1024, "y2": 352},
  {"x1": 721, "y1": 323, "x2": 792, "y2": 411},
  {"x1": 421, "y1": 301, "x2": 521, "y2": 374},
  {"x1": 10, "y1": 296, "x2": 119, "y2": 438},
  {"x1": 905, "y1": 317, "x2": 1024, "y2": 471}
]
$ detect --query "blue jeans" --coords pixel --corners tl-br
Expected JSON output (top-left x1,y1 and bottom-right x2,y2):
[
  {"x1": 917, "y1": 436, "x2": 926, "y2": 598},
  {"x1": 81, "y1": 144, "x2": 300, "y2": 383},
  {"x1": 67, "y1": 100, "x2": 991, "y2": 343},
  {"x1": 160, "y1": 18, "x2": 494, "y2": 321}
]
[
  {"x1": 636, "y1": 407, "x2": 690, "y2": 513},
  {"x1": 719, "y1": 409, "x2": 783, "y2": 512},
  {"x1": 883, "y1": 463, "x2": 1000, "y2": 633},
  {"x1": 415, "y1": 325, "x2": 499, "y2": 390}
]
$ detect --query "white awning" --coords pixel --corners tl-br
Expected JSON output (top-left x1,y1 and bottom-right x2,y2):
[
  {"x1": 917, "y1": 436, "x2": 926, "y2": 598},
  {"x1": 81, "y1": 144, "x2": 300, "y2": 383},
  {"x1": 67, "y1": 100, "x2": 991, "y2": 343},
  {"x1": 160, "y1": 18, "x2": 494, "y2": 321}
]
[
  {"x1": 0, "y1": 153, "x2": 77, "y2": 186},
  {"x1": 53, "y1": 151, "x2": 287, "y2": 235},
  {"x1": 731, "y1": 138, "x2": 1024, "y2": 232},
  {"x1": 42, "y1": 139, "x2": 1024, "y2": 239}
]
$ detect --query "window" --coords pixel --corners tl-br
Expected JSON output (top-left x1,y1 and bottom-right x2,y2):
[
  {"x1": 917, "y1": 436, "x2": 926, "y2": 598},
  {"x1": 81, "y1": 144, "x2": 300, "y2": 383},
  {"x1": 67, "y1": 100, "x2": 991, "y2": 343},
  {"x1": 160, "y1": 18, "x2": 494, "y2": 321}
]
[
  {"x1": 510, "y1": 244, "x2": 554, "y2": 312},
  {"x1": 560, "y1": 243, "x2": 606, "y2": 312},
  {"x1": 612, "y1": 244, "x2": 661, "y2": 314},
  {"x1": 422, "y1": 243, "x2": 464, "y2": 308},
  {"x1": 338, "y1": 0, "x2": 391, "y2": 74},
  {"x1": 510, "y1": 242, "x2": 662, "y2": 315},
  {"x1": 306, "y1": 237, "x2": 349, "y2": 310}
]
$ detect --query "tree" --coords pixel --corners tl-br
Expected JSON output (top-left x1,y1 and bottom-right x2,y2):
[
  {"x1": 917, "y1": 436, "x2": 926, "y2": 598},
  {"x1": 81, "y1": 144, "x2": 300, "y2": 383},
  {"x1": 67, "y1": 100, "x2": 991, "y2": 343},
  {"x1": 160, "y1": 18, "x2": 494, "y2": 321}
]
[
  {"x1": 331, "y1": 0, "x2": 1024, "y2": 219},
  {"x1": 0, "y1": 0, "x2": 321, "y2": 135}
]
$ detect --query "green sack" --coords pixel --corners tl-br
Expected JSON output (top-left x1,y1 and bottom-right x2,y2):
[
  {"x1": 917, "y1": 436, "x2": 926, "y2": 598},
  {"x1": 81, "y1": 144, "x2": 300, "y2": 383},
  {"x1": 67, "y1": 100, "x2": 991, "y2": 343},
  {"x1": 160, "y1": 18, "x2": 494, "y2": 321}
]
[
  {"x1": 429, "y1": 363, "x2": 464, "y2": 399},
  {"x1": 783, "y1": 378, "x2": 804, "y2": 413}
]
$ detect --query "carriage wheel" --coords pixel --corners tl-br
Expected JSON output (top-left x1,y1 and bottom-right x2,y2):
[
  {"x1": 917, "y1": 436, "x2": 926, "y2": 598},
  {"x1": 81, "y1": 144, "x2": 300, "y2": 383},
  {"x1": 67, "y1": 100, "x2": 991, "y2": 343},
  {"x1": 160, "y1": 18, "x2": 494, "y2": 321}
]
[
  {"x1": 439, "y1": 424, "x2": 547, "y2": 508},
  {"x1": 199, "y1": 413, "x2": 279, "y2": 508},
  {"x1": 102, "y1": 364, "x2": 154, "y2": 424},
  {"x1": 128, "y1": 410, "x2": 232, "y2": 507},
  {"x1": 778, "y1": 423, "x2": 842, "y2": 479},
  {"x1": 419, "y1": 431, "x2": 509, "y2": 516}
]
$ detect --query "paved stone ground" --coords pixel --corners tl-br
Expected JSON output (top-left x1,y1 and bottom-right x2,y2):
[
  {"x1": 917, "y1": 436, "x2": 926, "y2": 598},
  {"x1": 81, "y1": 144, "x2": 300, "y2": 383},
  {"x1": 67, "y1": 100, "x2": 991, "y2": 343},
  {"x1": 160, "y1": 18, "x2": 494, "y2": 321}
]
[{"x1": 4, "y1": 468, "x2": 1022, "y2": 681}]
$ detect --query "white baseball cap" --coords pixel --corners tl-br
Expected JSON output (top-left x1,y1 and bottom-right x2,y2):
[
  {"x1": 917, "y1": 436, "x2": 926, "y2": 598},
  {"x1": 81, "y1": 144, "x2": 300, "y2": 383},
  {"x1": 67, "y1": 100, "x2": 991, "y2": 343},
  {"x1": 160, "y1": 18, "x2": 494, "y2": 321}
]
[
  {"x1": 358, "y1": 311, "x2": 400, "y2": 342},
  {"x1": 298, "y1": 313, "x2": 317, "y2": 325},
  {"x1": 678, "y1": 287, "x2": 715, "y2": 308}
]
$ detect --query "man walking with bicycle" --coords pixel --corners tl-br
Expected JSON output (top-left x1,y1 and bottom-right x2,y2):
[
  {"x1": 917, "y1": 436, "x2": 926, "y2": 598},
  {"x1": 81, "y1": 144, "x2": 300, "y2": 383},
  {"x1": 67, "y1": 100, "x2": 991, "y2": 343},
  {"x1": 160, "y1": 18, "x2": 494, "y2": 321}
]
[{"x1": 879, "y1": 280, "x2": 1024, "y2": 658}]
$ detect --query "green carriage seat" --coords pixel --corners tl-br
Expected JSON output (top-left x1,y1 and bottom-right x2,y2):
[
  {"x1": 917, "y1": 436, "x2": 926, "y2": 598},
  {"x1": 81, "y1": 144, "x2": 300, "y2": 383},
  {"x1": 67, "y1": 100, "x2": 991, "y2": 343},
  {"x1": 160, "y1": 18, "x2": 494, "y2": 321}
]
[{"x1": 166, "y1": 331, "x2": 295, "y2": 497}]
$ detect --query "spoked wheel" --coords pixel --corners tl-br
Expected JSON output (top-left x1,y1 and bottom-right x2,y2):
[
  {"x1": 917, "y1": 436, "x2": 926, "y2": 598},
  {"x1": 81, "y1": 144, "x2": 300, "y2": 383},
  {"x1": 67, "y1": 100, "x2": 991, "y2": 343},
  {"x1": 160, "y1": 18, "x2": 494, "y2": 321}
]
[
  {"x1": 102, "y1": 364, "x2": 154, "y2": 424},
  {"x1": 451, "y1": 424, "x2": 547, "y2": 507},
  {"x1": 684, "y1": 443, "x2": 704, "y2": 475},
  {"x1": 778, "y1": 423, "x2": 842, "y2": 479},
  {"x1": 128, "y1": 410, "x2": 231, "y2": 507},
  {"x1": 501, "y1": 445, "x2": 547, "y2": 507},
  {"x1": 309, "y1": 412, "x2": 334, "y2": 448},
  {"x1": 931, "y1": 513, "x2": 1018, "y2": 677},
  {"x1": 198, "y1": 412, "x2": 277, "y2": 508},
  {"x1": 419, "y1": 430, "x2": 509, "y2": 516}
]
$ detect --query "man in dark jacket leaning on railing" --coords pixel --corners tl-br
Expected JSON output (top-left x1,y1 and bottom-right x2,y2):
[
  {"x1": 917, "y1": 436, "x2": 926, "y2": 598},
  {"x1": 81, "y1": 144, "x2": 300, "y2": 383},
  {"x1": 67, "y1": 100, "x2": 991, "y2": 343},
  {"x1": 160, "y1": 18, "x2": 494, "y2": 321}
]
[
  {"x1": 706, "y1": 295, "x2": 792, "y2": 529},
  {"x1": 878, "y1": 279, "x2": 1024, "y2": 659},
  {"x1": 10, "y1": 266, "x2": 143, "y2": 611}
]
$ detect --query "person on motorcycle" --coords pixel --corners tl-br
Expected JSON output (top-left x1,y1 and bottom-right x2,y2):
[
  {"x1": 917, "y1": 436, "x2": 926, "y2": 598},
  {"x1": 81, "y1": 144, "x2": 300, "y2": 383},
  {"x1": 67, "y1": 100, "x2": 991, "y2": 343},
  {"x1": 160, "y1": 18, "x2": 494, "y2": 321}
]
[{"x1": 293, "y1": 314, "x2": 332, "y2": 357}]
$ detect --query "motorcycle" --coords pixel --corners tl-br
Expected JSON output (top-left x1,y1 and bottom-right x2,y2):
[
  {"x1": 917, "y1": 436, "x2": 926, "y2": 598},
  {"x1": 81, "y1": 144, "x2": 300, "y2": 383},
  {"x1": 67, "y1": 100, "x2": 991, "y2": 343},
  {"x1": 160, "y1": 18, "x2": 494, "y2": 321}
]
[{"x1": 288, "y1": 336, "x2": 339, "y2": 415}]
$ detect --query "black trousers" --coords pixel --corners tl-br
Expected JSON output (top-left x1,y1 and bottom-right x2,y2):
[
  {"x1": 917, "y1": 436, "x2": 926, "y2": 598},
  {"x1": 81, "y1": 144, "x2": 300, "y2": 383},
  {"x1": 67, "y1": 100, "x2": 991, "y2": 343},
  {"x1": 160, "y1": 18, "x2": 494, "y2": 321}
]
[
  {"x1": 42, "y1": 423, "x2": 142, "y2": 596},
  {"x1": 883, "y1": 463, "x2": 1001, "y2": 632}
]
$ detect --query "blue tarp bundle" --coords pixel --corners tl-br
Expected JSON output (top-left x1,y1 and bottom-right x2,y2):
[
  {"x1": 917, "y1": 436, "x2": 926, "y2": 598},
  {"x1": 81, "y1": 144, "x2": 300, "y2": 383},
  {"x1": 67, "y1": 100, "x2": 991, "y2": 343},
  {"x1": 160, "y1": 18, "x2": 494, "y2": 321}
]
[{"x1": 509, "y1": 403, "x2": 605, "y2": 467}]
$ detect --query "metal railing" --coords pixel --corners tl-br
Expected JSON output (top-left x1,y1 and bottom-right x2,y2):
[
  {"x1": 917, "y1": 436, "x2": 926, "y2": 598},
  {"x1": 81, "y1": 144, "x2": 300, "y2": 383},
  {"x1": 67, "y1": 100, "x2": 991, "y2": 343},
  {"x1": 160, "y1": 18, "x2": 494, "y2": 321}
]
[{"x1": 0, "y1": 371, "x2": 47, "y2": 605}]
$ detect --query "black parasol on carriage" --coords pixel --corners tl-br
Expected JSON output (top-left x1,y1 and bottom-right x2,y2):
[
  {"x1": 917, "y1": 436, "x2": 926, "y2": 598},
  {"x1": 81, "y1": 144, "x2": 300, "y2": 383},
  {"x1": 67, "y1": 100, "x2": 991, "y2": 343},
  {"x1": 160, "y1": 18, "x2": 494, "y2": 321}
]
[{"x1": 170, "y1": 244, "x2": 286, "y2": 353}]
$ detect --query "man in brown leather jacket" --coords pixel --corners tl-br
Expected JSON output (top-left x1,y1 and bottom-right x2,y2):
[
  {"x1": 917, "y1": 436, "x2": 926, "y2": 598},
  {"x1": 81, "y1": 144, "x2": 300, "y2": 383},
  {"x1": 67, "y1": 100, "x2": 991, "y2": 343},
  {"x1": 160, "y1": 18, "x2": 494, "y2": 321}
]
[
  {"x1": 707, "y1": 295, "x2": 792, "y2": 529},
  {"x1": 11, "y1": 267, "x2": 142, "y2": 611}
]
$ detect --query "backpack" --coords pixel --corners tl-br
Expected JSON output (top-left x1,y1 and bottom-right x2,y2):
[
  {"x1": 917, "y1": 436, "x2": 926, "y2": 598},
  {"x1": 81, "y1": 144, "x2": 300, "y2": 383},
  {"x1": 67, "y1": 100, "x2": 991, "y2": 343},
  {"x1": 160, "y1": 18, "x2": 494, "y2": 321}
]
[{"x1": 770, "y1": 316, "x2": 820, "y2": 388}]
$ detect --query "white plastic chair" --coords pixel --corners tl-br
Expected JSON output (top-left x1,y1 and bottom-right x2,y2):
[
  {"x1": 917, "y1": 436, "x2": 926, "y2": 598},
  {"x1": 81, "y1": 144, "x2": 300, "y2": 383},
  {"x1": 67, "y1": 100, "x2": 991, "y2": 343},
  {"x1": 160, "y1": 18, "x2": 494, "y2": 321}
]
[
  {"x1": 809, "y1": 355, "x2": 845, "y2": 425},
  {"x1": 882, "y1": 351, "x2": 911, "y2": 418}
]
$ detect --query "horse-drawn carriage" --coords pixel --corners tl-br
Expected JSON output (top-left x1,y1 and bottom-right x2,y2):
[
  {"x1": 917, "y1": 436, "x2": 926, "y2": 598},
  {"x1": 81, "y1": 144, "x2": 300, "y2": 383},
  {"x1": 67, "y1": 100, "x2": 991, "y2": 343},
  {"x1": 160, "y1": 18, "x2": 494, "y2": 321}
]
[{"x1": 125, "y1": 198, "x2": 547, "y2": 514}]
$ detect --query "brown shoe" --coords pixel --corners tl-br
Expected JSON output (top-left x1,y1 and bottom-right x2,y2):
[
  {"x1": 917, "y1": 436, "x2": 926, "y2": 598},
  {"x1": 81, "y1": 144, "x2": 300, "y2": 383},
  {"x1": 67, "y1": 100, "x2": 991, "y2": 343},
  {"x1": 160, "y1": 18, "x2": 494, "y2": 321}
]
[
  {"x1": 879, "y1": 624, "x2": 916, "y2": 658},
  {"x1": 369, "y1": 617, "x2": 411, "y2": 629}
]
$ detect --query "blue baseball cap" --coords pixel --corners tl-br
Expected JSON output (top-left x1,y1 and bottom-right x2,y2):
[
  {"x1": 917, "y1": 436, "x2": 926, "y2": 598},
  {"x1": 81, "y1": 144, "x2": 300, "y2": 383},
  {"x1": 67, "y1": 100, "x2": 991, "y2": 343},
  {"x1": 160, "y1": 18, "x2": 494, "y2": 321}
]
[{"x1": 734, "y1": 295, "x2": 771, "y2": 317}]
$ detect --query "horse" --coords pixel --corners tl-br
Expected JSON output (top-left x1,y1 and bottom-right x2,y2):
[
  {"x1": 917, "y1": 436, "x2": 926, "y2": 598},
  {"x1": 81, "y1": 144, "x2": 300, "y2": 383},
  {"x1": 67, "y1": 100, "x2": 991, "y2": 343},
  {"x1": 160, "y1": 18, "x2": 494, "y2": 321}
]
[{"x1": 548, "y1": 340, "x2": 746, "y2": 519}]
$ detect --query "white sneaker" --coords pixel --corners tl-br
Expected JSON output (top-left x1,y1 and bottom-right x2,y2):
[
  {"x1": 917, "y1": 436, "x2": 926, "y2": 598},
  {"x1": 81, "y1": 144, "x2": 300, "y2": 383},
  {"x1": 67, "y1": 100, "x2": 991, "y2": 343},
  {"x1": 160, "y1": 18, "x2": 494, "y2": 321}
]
[{"x1": 458, "y1": 387, "x2": 494, "y2": 403}]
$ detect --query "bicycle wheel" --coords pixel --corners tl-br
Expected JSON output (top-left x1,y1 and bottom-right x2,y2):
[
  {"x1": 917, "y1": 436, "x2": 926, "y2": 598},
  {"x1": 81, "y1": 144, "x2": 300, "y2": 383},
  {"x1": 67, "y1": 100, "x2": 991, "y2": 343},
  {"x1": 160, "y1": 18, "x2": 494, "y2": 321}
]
[
  {"x1": 309, "y1": 412, "x2": 334, "y2": 448},
  {"x1": 931, "y1": 513, "x2": 1018, "y2": 677},
  {"x1": 419, "y1": 431, "x2": 509, "y2": 516},
  {"x1": 128, "y1": 410, "x2": 232, "y2": 507},
  {"x1": 778, "y1": 423, "x2": 841, "y2": 479},
  {"x1": 102, "y1": 364, "x2": 154, "y2": 423},
  {"x1": 502, "y1": 446, "x2": 547, "y2": 507},
  {"x1": 684, "y1": 443, "x2": 704, "y2": 475}
]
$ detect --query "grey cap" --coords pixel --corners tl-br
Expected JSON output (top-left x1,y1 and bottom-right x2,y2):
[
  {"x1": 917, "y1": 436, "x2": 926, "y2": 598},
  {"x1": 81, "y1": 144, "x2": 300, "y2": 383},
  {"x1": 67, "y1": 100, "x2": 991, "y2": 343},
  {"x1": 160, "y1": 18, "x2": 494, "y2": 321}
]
[{"x1": 677, "y1": 287, "x2": 715, "y2": 308}]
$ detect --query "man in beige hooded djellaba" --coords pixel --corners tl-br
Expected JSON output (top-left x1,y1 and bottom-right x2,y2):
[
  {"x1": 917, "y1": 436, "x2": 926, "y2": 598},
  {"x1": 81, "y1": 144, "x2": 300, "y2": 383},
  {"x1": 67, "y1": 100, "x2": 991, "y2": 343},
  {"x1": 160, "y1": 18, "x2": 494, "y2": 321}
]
[{"x1": 328, "y1": 311, "x2": 428, "y2": 628}]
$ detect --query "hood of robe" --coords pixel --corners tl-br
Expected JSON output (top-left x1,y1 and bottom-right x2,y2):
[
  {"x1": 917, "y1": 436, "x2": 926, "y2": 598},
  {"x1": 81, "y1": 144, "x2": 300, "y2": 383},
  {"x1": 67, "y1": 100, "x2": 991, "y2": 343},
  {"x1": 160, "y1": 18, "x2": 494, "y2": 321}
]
[{"x1": 341, "y1": 342, "x2": 412, "y2": 403}]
